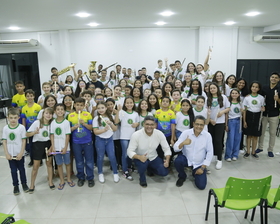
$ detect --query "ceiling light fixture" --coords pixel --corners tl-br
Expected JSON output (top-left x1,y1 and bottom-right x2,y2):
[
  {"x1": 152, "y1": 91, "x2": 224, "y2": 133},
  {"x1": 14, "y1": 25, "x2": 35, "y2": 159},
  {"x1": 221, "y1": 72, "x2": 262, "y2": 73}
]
[
  {"x1": 224, "y1": 21, "x2": 236, "y2": 25},
  {"x1": 76, "y1": 12, "x2": 91, "y2": 18},
  {"x1": 155, "y1": 21, "x2": 166, "y2": 26},
  {"x1": 88, "y1": 22, "x2": 99, "y2": 27},
  {"x1": 160, "y1": 11, "x2": 174, "y2": 17},
  {"x1": 245, "y1": 11, "x2": 261, "y2": 17},
  {"x1": 8, "y1": 26, "x2": 20, "y2": 30}
]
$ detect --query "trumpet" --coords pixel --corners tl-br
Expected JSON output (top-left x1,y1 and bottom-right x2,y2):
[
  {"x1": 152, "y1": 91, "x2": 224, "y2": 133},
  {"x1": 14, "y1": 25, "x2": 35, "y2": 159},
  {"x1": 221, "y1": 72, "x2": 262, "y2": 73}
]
[
  {"x1": 57, "y1": 63, "x2": 76, "y2": 76},
  {"x1": 161, "y1": 72, "x2": 167, "y2": 80},
  {"x1": 89, "y1": 61, "x2": 97, "y2": 73}
]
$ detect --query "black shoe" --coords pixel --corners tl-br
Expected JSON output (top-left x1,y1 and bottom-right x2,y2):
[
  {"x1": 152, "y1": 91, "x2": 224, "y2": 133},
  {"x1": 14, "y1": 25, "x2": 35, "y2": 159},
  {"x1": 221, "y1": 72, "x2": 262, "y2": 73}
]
[
  {"x1": 88, "y1": 179, "x2": 95, "y2": 188},
  {"x1": 147, "y1": 170, "x2": 154, "y2": 177},
  {"x1": 28, "y1": 161, "x2": 33, "y2": 167},
  {"x1": 78, "y1": 179, "x2": 85, "y2": 187},
  {"x1": 176, "y1": 178, "x2": 186, "y2": 187},
  {"x1": 140, "y1": 182, "x2": 147, "y2": 188},
  {"x1": 243, "y1": 153, "x2": 250, "y2": 159},
  {"x1": 49, "y1": 185, "x2": 55, "y2": 190},
  {"x1": 29, "y1": 187, "x2": 35, "y2": 194},
  {"x1": 13, "y1": 186, "x2": 20, "y2": 195},
  {"x1": 22, "y1": 183, "x2": 29, "y2": 193}
]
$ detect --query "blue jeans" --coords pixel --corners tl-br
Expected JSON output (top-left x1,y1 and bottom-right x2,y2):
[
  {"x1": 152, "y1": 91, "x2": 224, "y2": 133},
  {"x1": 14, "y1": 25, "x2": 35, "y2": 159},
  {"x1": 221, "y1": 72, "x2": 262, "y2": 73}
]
[
  {"x1": 175, "y1": 130, "x2": 182, "y2": 140},
  {"x1": 134, "y1": 156, "x2": 169, "y2": 183},
  {"x1": 120, "y1": 139, "x2": 132, "y2": 172},
  {"x1": 8, "y1": 157, "x2": 27, "y2": 186},
  {"x1": 95, "y1": 136, "x2": 118, "y2": 174},
  {"x1": 72, "y1": 141, "x2": 94, "y2": 180},
  {"x1": 225, "y1": 118, "x2": 242, "y2": 160},
  {"x1": 174, "y1": 154, "x2": 207, "y2": 190},
  {"x1": 26, "y1": 137, "x2": 33, "y2": 160}
]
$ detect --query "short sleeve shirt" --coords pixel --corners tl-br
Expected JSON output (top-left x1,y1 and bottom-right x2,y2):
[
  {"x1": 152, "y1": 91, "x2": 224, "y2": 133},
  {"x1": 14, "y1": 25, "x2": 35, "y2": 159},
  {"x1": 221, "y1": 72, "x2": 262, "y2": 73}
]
[
  {"x1": 50, "y1": 119, "x2": 71, "y2": 151},
  {"x1": 154, "y1": 109, "x2": 176, "y2": 137},
  {"x1": 27, "y1": 120, "x2": 51, "y2": 142}
]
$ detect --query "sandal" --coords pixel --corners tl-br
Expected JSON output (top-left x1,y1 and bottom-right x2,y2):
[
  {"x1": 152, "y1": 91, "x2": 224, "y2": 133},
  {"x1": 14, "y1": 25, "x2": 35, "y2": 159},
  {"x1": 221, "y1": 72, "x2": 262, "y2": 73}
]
[
  {"x1": 49, "y1": 185, "x2": 55, "y2": 190},
  {"x1": 67, "y1": 181, "x2": 75, "y2": 187},
  {"x1": 58, "y1": 183, "x2": 65, "y2": 190},
  {"x1": 29, "y1": 186, "x2": 35, "y2": 194}
]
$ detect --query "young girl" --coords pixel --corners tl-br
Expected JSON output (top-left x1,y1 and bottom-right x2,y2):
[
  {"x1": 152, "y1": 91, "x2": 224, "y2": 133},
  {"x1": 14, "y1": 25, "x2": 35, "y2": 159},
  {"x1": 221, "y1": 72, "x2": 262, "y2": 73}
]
[
  {"x1": 134, "y1": 80, "x2": 143, "y2": 89},
  {"x1": 187, "y1": 79, "x2": 207, "y2": 107},
  {"x1": 74, "y1": 80, "x2": 87, "y2": 98},
  {"x1": 175, "y1": 99, "x2": 194, "y2": 139},
  {"x1": 162, "y1": 82, "x2": 174, "y2": 98},
  {"x1": 243, "y1": 81, "x2": 265, "y2": 159},
  {"x1": 212, "y1": 71, "x2": 231, "y2": 97},
  {"x1": 147, "y1": 93, "x2": 160, "y2": 115},
  {"x1": 174, "y1": 79, "x2": 184, "y2": 92},
  {"x1": 165, "y1": 75, "x2": 174, "y2": 84},
  {"x1": 26, "y1": 107, "x2": 54, "y2": 193},
  {"x1": 182, "y1": 73, "x2": 192, "y2": 98},
  {"x1": 131, "y1": 87, "x2": 143, "y2": 108},
  {"x1": 204, "y1": 81, "x2": 211, "y2": 95},
  {"x1": 64, "y1": 75, "x2": 77, "y2": 92},
  {"x1": 51, "y1": 82, "x2": 60, "y2": 97},
  {"x1": 140, "y1": 74, "x2": 150, "y2": 91},
  {"x1": 57, "y1": 86, "x2": 74, "y2": 103},
  {"x1": 104, "y1": 87, "x2": 113, "y2": 99},
  {"x1": 62, "y1": 95, "x2": 75, "y2": 118},
  {"x1": 137, "y1": 99, "x2": 153, "y2": 130},
  {"x1": 154, "y1": 88, "x2": 163, "y2": 103},
  {"x1": 151, "y1": 79, "x2": 161, "y2": 93},
  {"x1": 93, "y1": 102, "x2": 119, "y2": 183},
  {"x1": 37, "y1": 95, "x2": 58, "y2": 119},
  {"x1": 119, "y1": 79, "x2": 128, "y2": 96},
  {"x1": 207, "y1": 82, "x2": 230, "y2": 170},
  {"x1": 225, "y1": 89, "x2": 243, "y2": 161},
  {"x1": 112, "y1": 85, "x2": 124, "y2": 108},
  {"x1": 236, "y1": 78, "x2": 249, "y2": 103},
  {"x1": 115, "y1": 96, "x2": 139, "y2": 180},
  {"x1": 108, "y1": 70, "x2": 117, "y2": 89},
  {"x1": 143, "y1": 89, "x2": 151, "y2": 100},
  {"x1": 193, "y1": 96, "x2": 210, "y2": 131},
  {"x1": 225, "y1": 75, "x2": 236, "y2": 89}
]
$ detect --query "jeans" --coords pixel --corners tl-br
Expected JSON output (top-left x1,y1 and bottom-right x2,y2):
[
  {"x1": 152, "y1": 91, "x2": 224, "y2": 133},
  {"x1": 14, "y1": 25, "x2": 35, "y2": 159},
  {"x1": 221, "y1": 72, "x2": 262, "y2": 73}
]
[
  {"x1": 72, "y1": 141, "x2": 94, "y2": 180},
  {"x1": 95, "y1": 136, "x2": 118, "y2": 174},
  {"x1": 225, "y1": 118, "x2": 242, "y2": 159},
  {"x1": 175, "y1": 130, "x2": 182, "y2": 140},
  {"x1": 8, "y1": 157, "x2": 27, "y2": 186},
  {"x1": 134, "y1": 157, "x2": 169, "y2": 183},
  {"x1": 174, "y1": 154, "x2": 207, "y2": 190},
  {"x1": 120, "y1": 139, "x2": 132, "y2": 172}
]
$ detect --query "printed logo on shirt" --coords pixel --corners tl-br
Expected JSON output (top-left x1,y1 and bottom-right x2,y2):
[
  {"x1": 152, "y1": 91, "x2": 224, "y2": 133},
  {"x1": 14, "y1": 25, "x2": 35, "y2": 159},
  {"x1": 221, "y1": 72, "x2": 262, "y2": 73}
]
[
  {"x1": 70, "y1": 114, "x2": 75, "y2": 117},
  {"x1": 252, "y1": 100, "x2": 258, "y2": 105},
  {"x1": 212, "y1": 101, "x2": 218, "y2": 107},
  {"x1": 127, "y1": 119, "x2": 133, "y2": 124},
  {"x1": 102, "y1": 121, "x2": 106, "y2": 127},
  {"x1": 9, "y1": 132, "x2": 16, "y2": 141},
  {"x1": 234, "y1": 107, "x2": 240, "y2": 113},
  {"x1": 183, "y1": 119, "x2": 190, "y2": 126},
  {"x1": 55, "y1": 127, "x2": 62, "y2": 135},
  {"x1": 42, "y1": 131, "x2": 48, "y2": 137},
  {"x1": 141, "y1": 121, "x2": 144, "y2": 127}
]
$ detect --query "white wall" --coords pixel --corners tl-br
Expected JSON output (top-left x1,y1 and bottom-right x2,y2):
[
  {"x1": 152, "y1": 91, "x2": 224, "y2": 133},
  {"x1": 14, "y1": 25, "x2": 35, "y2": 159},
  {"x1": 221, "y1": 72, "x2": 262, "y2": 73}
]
[{"x1": 1, "y1": 27, "x2": 280, "y2": 93}]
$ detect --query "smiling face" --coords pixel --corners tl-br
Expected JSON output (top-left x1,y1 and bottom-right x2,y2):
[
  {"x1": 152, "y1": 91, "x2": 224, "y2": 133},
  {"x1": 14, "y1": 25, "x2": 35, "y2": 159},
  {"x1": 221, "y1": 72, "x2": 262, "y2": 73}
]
[
  {"x1": 97, "y1": 103, "x2": 107, "y2": 115},
  {"x1": 148, "y1": 95, "x2": 157, "y2": 106},
  {"x1": 230, "y1": 90, "x2": 240, "y2": 100},
  {"x1": 8, "y1": 114, "x2": 19, "y2": 126},
  {"x1": 215, "y1": 72, "x2": 223, "y2": 82},
  {"x1": 63, "y1": 96, "x2": 73, "y2": 109},
  {"x1": 43, "y1": 110, "x2": 53, "y2": 122},
  {"x1": 140, "y1": 100, "x2": 148, "y2": 111},
  {"x1": 133, "y1": 88, "x2": 141, "y2": 98},
  {"x1": 209, "y1": 84, "x2": 218, "y2": 95},
  {"x1": 55, "y1": 105, "x2": 65, "y2": 117},
  {"x1": 237, "y1": 80, "x2": 245, "y2": 90},
  {"x1": 42, "y1": 84, "x2": 51, "y2": 93},
  {"x1": 184, "y1": 73, "x2": 192, "y2": 82},
  {"x1": 25, "y1": 93, "x2": 34, "y2": 103},
  {"x1": 134, "y1": 80, "x2": 142, "y2": 88},
  {"x1": 114, "y1": 87, "x2": 121, "y2": 97},
  {"x1": 164, "y1": 84, "x2": 172, "y2": 93},
  {"x1": 181, "y1": 101, "x2": 190, "y2": 113},
  {"x1": 125, "y1": 98, "x2": 134, "y2": 111},
  {"x1": 46, "y1": 97, "x2": 56, "y2": 108},
  {"x1": 64, "y1": 87, "x2": 72, "y2": 95},
  {"x1": 144, "y1": 119, "x2": 155, "y2": 135},
  {"x1": 155, "y1": 89, "x2": 162, "y2": 99},
  {"x1": 106, "y1": 101, "x2": 114, "y2": 112},
  {"x1": 191, "y1": 80, "x2": 199, "y2": 91},
  {"x1": 251, "y1": 83, "x2": 260, "y2": 94}
]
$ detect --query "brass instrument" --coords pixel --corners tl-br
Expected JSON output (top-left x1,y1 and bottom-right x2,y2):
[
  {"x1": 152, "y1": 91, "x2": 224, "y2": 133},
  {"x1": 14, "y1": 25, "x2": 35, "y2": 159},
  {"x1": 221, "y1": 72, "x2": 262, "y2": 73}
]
[
  {"x1": 57, "y1": 63, "x2": 76, "y2": 76},
  {"x1": 88, "y1": 61, "x2": 97, "y2": 73}
]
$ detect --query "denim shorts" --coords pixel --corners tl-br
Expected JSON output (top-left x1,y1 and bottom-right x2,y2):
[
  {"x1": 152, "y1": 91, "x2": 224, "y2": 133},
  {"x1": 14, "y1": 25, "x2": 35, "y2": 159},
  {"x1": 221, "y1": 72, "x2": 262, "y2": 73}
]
[{"x1": 55, "y1": 152, "x2": 70, "y2": 166}]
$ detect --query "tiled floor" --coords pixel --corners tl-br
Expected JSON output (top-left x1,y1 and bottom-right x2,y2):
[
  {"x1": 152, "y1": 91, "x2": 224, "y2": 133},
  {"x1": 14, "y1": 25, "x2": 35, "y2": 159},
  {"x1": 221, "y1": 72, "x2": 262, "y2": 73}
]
[{"x1": 0, "y1": 118, "x2": 280, "y2": 224}]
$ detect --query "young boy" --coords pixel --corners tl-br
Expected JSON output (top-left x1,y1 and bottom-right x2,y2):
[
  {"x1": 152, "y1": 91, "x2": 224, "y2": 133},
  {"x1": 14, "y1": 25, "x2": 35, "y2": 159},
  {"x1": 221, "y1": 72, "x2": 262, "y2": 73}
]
[
  {"x1": 37, "y1": 82, "x2": 51, "y2": 107},
  {"x1": 193, "y1": 96, "x2": 210, "y2": 130},
  {"x1": 124, "y1": 85, "x2": 132, "y2": 97},
  {"x1": 170, "y1": 90, "x2": 181, "y2": 113},
  {"x1": 12, "y1": 81, "x2": 27, "y2": 124},
  {"x1": 2, "y1": 108, "x2": 29, "y2": 195},
  {"x1": 67, "y1": 97, "x2": 94, "y2": 187},
  {"x1": 21, "y1": 89, "x2": 42, "y2": 167},
  {"x1": 81, "y1": 90, "x2": 95, "y2": 114},
  {"x1": 50, "y1": 104, "x2": 75, "y2": 190}
]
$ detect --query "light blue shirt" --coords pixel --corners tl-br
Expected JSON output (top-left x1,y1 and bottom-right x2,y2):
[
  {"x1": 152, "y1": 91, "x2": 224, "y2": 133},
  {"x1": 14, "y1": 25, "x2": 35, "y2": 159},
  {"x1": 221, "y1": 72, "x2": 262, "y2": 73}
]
[{"x1": 174, "y1": 128, "x2": 213, "y2": 169}]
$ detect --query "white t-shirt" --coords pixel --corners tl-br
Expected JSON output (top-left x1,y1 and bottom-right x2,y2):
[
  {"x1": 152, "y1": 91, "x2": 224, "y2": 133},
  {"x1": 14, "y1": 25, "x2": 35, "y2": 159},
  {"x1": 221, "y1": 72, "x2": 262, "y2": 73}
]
[
  {"x1": 2, "y1": 124, "x2": 27, "y2": 156},
  {"x1": 192, "y1": 74, "x2": 205, "y2": 88},
  {"x1": 209, "y1": 95, "x2": 230, "y2": 124},
  {"x1": 137, "y1": 112, "x2": 153, "y2": 130},
  {"x1": 27, "y1": 120, "x2": 51, "y2": 142},
  {"x1": 193, "y1": 107, "x2": 208, "y2": 131},
  {"x1": 219, "y1": 84, "x2": 231, "y2": 97},
  {"x1": 50, "y1": 119, "x2": 71, "y2": 151},
  {"x1": 175, "y1": 112, "x2": 191, "y2": 132},
  {"x1": 93, "y1": 116, "x2": 114, "y2": 139},
  {"x1": 228, "y1": 102, "x2": 243, "y2": 119},
  {"x1": 119, "y1": 110, "x2": 139, "y2": 140},
  {"x1": 174, "y1": 68, "x2": 185, "y2": 80},
  {"x1": 188, "y1": 92, "x2": 207, "y2": 107},
  {"x1": 37, "y1": 109, "x2": 57, "y2": 120},
  {"x1": 37, "y1": 94, "x2": 47, "y2": 107},
  {"x1": 154, "y1": 67, "x2": 166, "y2": 76},
  {"x1": 182, "y1": 86, "x2": 190, "y2": 99},
  {"x1": 65, "y1": 80, "x2": 77, "y2": 92},
  {"x1": 243, "y1": 94, "x2": 265, "y2": 113}
]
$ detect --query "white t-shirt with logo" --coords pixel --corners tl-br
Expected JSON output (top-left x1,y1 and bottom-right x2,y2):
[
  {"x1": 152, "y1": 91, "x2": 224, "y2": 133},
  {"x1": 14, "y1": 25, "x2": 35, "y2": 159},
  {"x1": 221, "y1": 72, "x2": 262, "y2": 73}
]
[
  {"x1": 119, "y1": 110, "x2": 139, "y2": 140},
  {"x1": 193, "y1": 107, "x2": 208, "y2": 131},
  {"x1": 27, "y1": 120, "x2": 51, "y2": 142},
  {"x1": 93, "y1": 116, "x2": 114, "y2": 139},
  {"x1": 209, "y1": 95, "x2": 230, "y2": 124},
  {"x1": 243, "y1": 94, "x2": 265, "y2": 113},
  {"x1": 2, "y1": 124, "x2": 27, "y2": 156},
  {"x1": 175, "y1": 112, "x2": 190, "y2": 132},
  {"x1": 137, "y1": 112, "x2": 153, "y2": 130},
  {"x1": 50, "y1": 119, "x2": 71, "y2": 151},
  {"x1": 228, "y1": 102, "x2": 243, "y2": 119}
]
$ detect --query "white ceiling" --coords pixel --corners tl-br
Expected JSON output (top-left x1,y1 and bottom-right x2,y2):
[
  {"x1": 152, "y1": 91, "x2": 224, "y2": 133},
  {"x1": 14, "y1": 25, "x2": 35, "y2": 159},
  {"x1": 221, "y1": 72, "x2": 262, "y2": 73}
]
[{"x1": 1, "y1": 0, "x2": 280, "y2": 33}]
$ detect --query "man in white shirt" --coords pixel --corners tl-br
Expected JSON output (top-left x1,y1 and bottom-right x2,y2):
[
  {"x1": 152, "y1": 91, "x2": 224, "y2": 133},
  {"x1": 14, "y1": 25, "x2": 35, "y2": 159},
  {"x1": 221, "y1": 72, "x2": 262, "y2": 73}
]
[
  {"x1": 174, "y1": 115, "x2": 213, "y2": 190},
  {"x1": 127, "y1": 116, "x2": 171, "y2": 187}
]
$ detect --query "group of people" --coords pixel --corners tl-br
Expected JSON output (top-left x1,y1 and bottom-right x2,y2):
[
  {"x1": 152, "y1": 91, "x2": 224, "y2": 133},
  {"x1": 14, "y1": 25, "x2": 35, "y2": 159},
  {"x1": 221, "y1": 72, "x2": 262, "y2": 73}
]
[{"x1": 3, "y1": 52, "x2": 280, "y2": 194}]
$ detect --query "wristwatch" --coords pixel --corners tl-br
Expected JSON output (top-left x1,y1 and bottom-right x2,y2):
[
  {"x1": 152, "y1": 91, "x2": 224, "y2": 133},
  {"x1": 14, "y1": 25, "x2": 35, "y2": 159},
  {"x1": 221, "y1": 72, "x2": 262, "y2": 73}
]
[{"x1": 200, "y1": 166, "x2": 205, "y2": 170}]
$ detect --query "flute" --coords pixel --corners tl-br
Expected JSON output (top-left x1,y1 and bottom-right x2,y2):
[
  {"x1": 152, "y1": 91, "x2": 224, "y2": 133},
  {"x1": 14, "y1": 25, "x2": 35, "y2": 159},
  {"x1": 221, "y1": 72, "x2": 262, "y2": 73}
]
[
  {"x1": 45, "y1": 147, "x2": 49, "y2": 161},
  {"x1": 54, "y1": 81, "x2": 57, "y2": 96},
  {"x1": 258, "y1": 96, "x2": 265, "y2": 131},
  {"x1": 275, "y1": 90, "x2": 277, "y2": 108},
  {"x1": 49, "y1": 151, "x2": 70, "y2": 155},
  {"x1": 100, "y1": 115, "x2": 113, "y2": 131},
  {"x1": 78, "y1": 110, "x2": 81, "y2": 132},
  {"x1": 71, "y1": 101, "x2": 74, "y2": 110},
  {"x1": 0, "y1": 156, "x2": 17, "y2": 160}
]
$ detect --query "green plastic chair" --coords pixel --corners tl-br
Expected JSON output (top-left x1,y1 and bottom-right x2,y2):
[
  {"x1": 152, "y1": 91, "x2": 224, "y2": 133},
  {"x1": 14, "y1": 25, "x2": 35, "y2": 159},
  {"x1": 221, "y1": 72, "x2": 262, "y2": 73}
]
[
  {"x1": 263, "y1": 185, "x2": 280, "y2": 224},
  {"x1": 0, "y1": 213, "x2": 15, "y2": 223},
  {"x1": 205, "y1": 175, "x2": 272, "y2": 224}
]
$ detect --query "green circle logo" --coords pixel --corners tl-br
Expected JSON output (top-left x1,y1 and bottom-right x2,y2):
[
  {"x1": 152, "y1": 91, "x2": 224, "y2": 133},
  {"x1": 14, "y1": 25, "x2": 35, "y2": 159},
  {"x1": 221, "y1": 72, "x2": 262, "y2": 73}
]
[
  {"x1": 212, "y1": 101, "x2": 218, "y2": 107},
  {"x1": 141, "y1": 121, "x2": 144, "y2": 127},
  {"x1": 42, "y1": 131, "x2": 48, "y2": 137},
  {"x1": 102, "y1": 121, "x2": 106, "y2": 127},
  {"x1": 55, "y1": 127, "x2": 62, "y2": 135},
  {"x1": 234, "y1": 107, "x2": 240, "y2": 113},
  {"x1": 183, "y1": 119, "x2": 190, "y2": 126},
  {"x1": 128, "y1": 119, "x2": 133, "y2": 124},
  {"x1": 252, "y1": 100, "x2": 257, "y2": 105},
  {"x1": 9, "y1": 133, "x2": 15, "y2": 141}
]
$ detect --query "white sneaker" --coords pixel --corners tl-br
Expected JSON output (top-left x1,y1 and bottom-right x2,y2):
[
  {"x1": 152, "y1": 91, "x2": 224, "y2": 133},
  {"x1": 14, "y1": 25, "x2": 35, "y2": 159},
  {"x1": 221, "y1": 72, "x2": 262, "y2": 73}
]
[
  {"x1": 207, "y1": 169, "x2": 211, "y2": 174},
  {"x1": 216, "y1": 160, "x2": 222, "y2": 170},
  {"x1": 98, "y1": 174, "x2": 105, "y2": 183},
  {"x1": 232, "y1": 157, "x2": 237, "y2": 161},
  {"x1": 275, "y1": 152, "x2": 280, "y2": 155},
  {"x1": 226, "y1": 158, "x2": 231, "y2": 162},
  {"x1": 113, "y1": 174, "x2": 120, "y2": 183}
]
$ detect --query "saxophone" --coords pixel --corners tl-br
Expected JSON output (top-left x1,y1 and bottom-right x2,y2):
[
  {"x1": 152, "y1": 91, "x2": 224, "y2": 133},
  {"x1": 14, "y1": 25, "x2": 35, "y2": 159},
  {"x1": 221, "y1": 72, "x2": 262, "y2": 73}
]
[{"x1": 57, "y1": 63, "x2": 76, "y2": 76}]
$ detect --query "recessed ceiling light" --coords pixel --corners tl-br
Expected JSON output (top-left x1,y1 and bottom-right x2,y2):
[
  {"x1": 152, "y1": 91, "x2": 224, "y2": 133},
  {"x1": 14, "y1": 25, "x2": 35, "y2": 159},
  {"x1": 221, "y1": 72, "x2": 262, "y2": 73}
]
[
  {"x1": 155, "y1": 21, "x2": 166, "y2": 26},
  {"x1": 245, "y1": 11, "x2": 261, "y2": 17},
  {"x1": 160, "y1": 11, "x2": 174, "y2": 17},
  {"x1": 8, "y1": 26, "x2": 20, "y2": 30},
  {"x1": 76, "y1": 12, "x2": 91, "y2": 18},
  {"x1": 88, "y1": 22, "x2": 99, "y2": 27},
  {"x1": 224, "y1": 21, "x2": 236, "y2": 25}
]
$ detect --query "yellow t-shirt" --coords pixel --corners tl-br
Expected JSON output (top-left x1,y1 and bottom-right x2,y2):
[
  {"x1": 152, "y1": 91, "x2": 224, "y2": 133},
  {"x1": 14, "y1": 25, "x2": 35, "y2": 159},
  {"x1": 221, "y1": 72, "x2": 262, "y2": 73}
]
[
  {"x1": 170, "y1": 101, "x2": 181, "y2": 113},
  {"x1": 21, "y1": 103, "x2": 41, "y2": 129},
  {"x1": 154, "y1": 109, "x2": 176, "y2": 137},
  {"x1": 12, "y1": 93, "x2": 27, "y2": 109}
]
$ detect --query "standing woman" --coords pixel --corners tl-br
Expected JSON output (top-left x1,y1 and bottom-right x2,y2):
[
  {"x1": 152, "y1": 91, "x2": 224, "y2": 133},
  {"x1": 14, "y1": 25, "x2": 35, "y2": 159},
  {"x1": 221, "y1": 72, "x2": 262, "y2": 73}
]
[
  {"x1": 131, "y1": 87, "x2": 143, "y2": 108},
  {"x1": 225, "y1": 75, "x2": 236, "y2": 89},
  {"x1": 64, "y1": 75, "x2": 77, "y2": 92},
  {"x1": 140, "y1": 74, "x2": 150, "y2": 91},
  {"x1": 151, "y1": 79, "x2": 161, "y2": 93},
  {"x1": 74, "y1": 80, "x2": 87, "y2": 98},
  {"x1": 207, "y1": 83, "x2": 230, "y2": 170},
  {"x1": 182, "y1": 73, "x2": 192, "y2": 98},
  {"x1": 147, "y1": 93, "x2": 160, "y2": 115},
  {"x1": 186, "y1": 62, "x2": 197, "y2": 79},
  {"x1": 107, "y1": 70, "x2": 117, "y2": 88},
  {"x1": 187, "y1": 79, "x2": 207, "y2": 107},
  {"x1": 212, "y1": 71, "x2": 231, "y2": 97}
]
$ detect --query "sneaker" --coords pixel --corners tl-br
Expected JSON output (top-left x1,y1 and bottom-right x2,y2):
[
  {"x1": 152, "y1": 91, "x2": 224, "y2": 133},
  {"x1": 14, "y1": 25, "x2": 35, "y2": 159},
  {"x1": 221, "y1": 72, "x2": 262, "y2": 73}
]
[
  {"x1": 232, "y1": 157, "x2": 237, "y2": 161},
  {"x1": 226, "y1": 158, "x2": 231, "y2": 162},
  {"x1": 28, "y1": 161, "x2": 33, "y2": 168},
  {"x1": 88, "y1": 179, "x2": 95, "y2": 188},
  {"x1": 22, "y1": 183, "x2": 29, "y2": 193},
  {"x1": 206, "y1": 169, "x2": 211, "y2": 174},
  {"x1": 77, "y1": 179, "x2": 85, "y2": 187},
  {"x1": 13, "y1": 186, "x2": 20, "y2": 195},
  {"x1": 216, "y1": 160, "x2": 222, "y2": 170},
  {"x1": 140, "y1": 182, "x2": 147, "y2": 188},
  {"x1": 251, "y1": 153, "x2": 259, "y2": 160},
  {"x1": 123, "y1": 171, "x2": 133, "y2": 181},
  {"x1": 113, "y1": 174, "x2": 120, "y2": 183},
  {"x1": 243, "y1": 153, "x2": 250, "y2": 159},
  {"x1": 268, "y1": 152, "x2": 274, "y2": 157},
  {"x1": 98, "y1": 174, "x2": 105, "y2": 183},
  {"x1": 275, "y1": 152, "x2": 280, "y2": 155},
  {"x1": 176, "y1": 178, "x2": 186, "y2": 187},
  {"x1": 24, "y1": 151, "x2": 29, "y2": 156},
  {"x1": 255, "y1": 149, "x2": 263, "y2": 153}
]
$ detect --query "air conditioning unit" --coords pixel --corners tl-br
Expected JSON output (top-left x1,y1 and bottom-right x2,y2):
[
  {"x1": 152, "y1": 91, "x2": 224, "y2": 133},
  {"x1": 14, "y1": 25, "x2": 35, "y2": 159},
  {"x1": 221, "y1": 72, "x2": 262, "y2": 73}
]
[
  {"x1": 0, "y1": 39, "x2": 39, "y2": 47},
  {"x1": 254, "y1": 35, "x2": 280, "y2": 43}
]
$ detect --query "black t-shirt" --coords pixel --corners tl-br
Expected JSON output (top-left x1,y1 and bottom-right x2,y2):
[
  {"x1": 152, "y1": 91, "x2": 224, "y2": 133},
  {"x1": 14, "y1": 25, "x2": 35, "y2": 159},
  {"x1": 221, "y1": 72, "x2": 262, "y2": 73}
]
[
  {"x1": 86, "y1": 80, "x2": 104, "y2": 90},
  {"x1": 262, "y1": 84, "x2": 280, "y2": 117}
]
